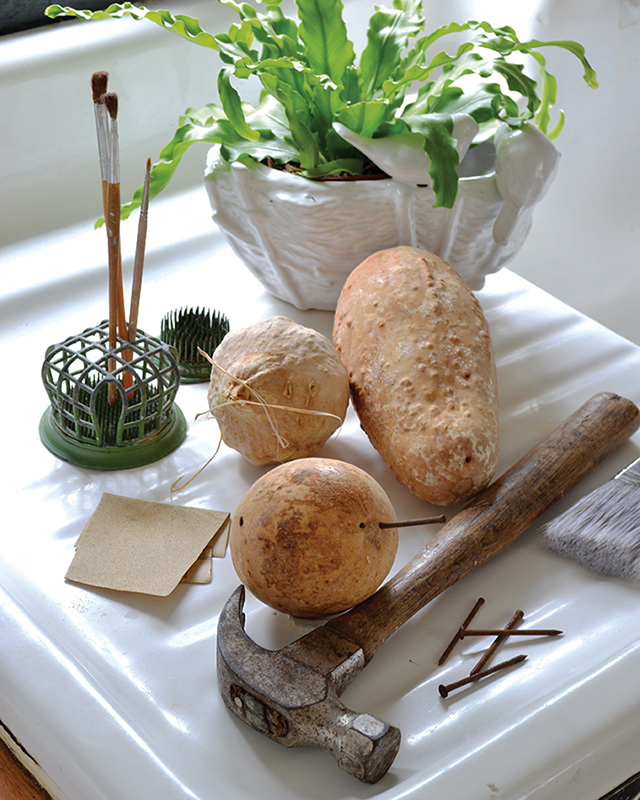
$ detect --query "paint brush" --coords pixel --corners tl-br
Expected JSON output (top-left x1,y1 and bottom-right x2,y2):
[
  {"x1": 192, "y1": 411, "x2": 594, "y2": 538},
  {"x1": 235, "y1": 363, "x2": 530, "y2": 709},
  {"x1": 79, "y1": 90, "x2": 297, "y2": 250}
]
[
  {"x1": 102, "y1": 91, "x2": 122, "y2": 403},
  {"x1": 128, "y1": 157, "x2": 151, "y2": 343},
  {"x1": 101, "y1": 92, "x2": 128, "y2": 342},
  {"x1": 540, "y1": 456, "x2": 640, "y2": 581}
]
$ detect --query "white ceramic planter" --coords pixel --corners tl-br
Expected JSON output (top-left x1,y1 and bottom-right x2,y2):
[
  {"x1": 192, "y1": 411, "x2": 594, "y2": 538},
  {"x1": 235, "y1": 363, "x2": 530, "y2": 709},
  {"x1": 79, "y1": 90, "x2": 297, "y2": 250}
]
[{"x1": 204, "y1": 123, "x2": 559, "y2": 310}]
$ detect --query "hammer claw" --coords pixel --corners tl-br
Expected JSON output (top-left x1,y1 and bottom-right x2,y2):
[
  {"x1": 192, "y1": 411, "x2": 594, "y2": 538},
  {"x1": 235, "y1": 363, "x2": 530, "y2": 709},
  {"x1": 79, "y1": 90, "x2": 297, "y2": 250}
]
[{"x1": 216, "y1": 586, "x2": 401, "y2": 783}]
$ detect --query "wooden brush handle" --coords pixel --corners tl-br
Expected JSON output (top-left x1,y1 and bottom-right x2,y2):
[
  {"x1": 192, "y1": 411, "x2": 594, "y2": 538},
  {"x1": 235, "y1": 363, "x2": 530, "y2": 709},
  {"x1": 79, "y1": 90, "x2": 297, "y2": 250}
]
[
  {"x1": 105, "y1": 180, "x2": 120, "y2": 346},
  {"x1": 326, "y1": 392, "x2": 639, "y2": 661},
  {"x1": 105, "y1": 180, "x2": 120, "y2": 404}
]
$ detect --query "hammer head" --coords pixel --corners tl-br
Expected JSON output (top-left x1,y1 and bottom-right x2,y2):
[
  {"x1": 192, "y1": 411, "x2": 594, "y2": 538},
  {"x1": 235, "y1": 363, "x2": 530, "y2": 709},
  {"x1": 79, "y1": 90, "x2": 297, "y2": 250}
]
[{"x1": 216, "y1": 586, "x2": 401, "y2": 783}]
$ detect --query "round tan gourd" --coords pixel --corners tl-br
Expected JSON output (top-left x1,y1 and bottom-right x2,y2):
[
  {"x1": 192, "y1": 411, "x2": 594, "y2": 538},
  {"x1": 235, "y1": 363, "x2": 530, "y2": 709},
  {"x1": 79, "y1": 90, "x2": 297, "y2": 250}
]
[
  {"x1": 333, "y1": 246, "x2": 500, "y2": 506},
  {"x1": 230, "y1": 458, "x2": 398, "y2": 618},
  {"x1": 207, "y1": 316, "x2": 349, "y2": 465}
]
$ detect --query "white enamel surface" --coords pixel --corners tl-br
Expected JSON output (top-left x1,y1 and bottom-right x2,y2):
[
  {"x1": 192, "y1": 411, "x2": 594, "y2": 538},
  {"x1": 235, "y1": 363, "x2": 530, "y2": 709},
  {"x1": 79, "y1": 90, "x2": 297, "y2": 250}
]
[
  {"x1": 3, "y1": 184, "x2": 640, "y2": 800},
  {"x1": 3, "y1": 1, "x2": 640, "y2": 798}
]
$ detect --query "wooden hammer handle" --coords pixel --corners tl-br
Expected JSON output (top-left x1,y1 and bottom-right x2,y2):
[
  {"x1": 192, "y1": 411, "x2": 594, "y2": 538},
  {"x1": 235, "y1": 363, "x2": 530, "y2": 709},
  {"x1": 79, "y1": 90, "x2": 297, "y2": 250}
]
[{"x1": 326, "y1": 392, "x2": 639, "y2": 661}]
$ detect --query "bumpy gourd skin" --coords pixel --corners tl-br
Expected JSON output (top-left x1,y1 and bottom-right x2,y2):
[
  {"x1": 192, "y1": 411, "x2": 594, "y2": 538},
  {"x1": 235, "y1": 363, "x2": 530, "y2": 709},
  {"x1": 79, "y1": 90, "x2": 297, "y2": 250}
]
[
  {"x1": 230, "y1": 458, "x2": 398, "y2": 618},
  {"x1": 333, "y1": 246, "x2": 499, "y2": 506},
  {"x1": 207, "y1": 316, "x2": 349, "y2": 465}
]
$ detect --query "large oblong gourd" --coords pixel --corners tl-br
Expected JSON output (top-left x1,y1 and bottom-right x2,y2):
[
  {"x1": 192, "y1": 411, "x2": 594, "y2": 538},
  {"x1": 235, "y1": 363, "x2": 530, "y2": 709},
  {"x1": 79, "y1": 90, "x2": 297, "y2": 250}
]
[{"x1": 333, "y1": 246, "x2": 499, "y2": 506}]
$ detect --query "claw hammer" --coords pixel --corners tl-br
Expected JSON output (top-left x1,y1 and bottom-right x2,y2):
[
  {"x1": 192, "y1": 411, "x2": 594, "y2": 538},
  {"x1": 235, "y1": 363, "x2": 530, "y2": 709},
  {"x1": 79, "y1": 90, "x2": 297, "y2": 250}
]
[{"x1": 217, "y1": 393, "x2": 639, "y2": 783}]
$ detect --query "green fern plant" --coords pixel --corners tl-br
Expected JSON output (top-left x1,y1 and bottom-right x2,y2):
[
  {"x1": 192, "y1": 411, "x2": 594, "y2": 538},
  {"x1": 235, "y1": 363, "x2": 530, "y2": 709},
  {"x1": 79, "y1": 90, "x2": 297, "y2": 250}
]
[{"x1": 46, "y1": 0, "x2": 597, "y2": 219}]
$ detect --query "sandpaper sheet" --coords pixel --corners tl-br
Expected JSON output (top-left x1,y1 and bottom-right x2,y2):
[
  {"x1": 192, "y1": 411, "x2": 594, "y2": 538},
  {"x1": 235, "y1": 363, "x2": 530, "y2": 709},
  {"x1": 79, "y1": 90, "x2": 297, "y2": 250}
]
[{"x1": 66, "y1": 492, "x2": 230, "y2": 596}]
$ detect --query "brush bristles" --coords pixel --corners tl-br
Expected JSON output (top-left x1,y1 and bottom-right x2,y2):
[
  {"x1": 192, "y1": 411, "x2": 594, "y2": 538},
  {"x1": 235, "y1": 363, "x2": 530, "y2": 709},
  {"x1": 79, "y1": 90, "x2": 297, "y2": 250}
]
[
  {"x1": 103, "y1": 91, "x2": 120, "y2": 184},
  {"x1": 541, "y1": 481, "x2": 640, "y2": 582},
  {"x1": 102, "y1": 91, "x2": 119, "y2": 119},
  {"x1": 93, "y1": 80, "x2": 110, "y2": 182},
  {"x1": 91, "y1": 71, "x2": 109, "y2": 103}
]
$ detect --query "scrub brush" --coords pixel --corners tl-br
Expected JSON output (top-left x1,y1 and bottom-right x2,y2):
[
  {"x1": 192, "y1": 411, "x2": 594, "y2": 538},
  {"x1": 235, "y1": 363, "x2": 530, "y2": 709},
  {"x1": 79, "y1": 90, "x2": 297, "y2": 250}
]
[{"x1": 160, "y1": 307, "x2": 230, "y2": 383}]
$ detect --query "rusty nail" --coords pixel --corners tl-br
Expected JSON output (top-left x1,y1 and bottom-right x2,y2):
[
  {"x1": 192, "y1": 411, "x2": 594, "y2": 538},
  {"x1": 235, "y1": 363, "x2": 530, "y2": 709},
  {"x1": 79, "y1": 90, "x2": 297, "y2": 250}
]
[
  {"x1": 438, "y1": 654, "x2": 527, "y2": 698},
  {"x1": 470, "y1": 609, "x2": 524, "y2": 676},
  {"x1": 379, "y1": 515, "x2": 446, "y2": 529},
  {"x1": 461, "y1": 628, "x2": 562, "y2": 638},
  {"x1": 437, "y1": 597, "x2": 485, "y2": 666}
]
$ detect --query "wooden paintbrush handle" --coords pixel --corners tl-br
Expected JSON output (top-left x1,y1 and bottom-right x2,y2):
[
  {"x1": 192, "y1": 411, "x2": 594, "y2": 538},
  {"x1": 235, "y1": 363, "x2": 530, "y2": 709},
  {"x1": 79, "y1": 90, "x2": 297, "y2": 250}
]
[
  {"x1": 106, "y1": 180, "x2": 120, "y2": 404},
  {"x1": 326, "y1": 392, "x2": 639, "y2": 661}
]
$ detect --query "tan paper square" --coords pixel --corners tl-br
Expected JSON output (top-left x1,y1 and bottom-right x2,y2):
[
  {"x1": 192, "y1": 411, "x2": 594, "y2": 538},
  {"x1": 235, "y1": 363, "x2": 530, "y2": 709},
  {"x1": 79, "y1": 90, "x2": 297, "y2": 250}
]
[
  {"x1": 181, "y1": 546, "x2": 213, "y2": 584},
  {"x1": 66, "y1": 493, "x2": 230, "y2": 596},
  {"x1": 212, "y1": 521, "x2": 230, "y2": 558}
]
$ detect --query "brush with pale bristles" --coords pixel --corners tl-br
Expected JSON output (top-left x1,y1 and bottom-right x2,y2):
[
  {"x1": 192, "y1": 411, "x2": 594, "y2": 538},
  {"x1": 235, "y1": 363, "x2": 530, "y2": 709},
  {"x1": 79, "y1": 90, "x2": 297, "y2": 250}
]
[
  {"x1": 92, "y1": 76, "x2": 123, "y2": 340},
  {"x1": 101, "y1": 92, "x2": 128, "y2": 338},
  {"x1": 102, "y1": 91, "x2": 123, "y2": 403},
  {"x1": 540, "y1": 457, "x2": 640, "y2": 581}
]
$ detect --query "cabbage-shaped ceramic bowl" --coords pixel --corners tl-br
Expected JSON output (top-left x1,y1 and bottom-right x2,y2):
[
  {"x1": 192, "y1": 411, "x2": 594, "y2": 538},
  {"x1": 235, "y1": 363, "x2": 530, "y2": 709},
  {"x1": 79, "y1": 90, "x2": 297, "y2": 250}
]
[{"x1": 204, "y1": 121, "x2": 559, "y2": 311}]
